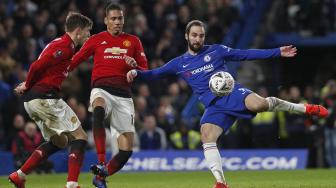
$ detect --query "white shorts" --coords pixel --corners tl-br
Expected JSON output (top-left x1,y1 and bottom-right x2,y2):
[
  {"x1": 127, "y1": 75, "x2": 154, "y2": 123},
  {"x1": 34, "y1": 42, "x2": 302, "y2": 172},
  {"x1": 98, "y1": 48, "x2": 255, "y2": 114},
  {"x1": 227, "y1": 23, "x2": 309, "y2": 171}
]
[
  {"x1": 24, "y1": 99, "x2": 80, "y2": 141},
  {"x1": 89, "y1": 88, "x2": 135, "y2": 134}
]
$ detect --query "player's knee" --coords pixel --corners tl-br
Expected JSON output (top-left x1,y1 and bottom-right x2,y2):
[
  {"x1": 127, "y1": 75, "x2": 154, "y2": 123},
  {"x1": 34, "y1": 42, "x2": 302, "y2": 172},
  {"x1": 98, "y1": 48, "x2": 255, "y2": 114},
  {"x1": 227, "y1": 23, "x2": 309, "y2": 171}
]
[
  {"x1": 254, "y1": 98, "x2": 268, "y2": 112},
  {"x1": 92, "y1": 97, "x2": 106, "y2": 109},
  {"x1": 118, "y1": 132, "x2": 134, "y2": 150},
  {"x1": 50, "y1": 134, "x2": 69, "y2": 148},
  {"x1": 200, "y1": 125, "x2": 219, "y2": 143},
  {"x1": 38, "y1": 141, "x2": 61, "y2": 157},
  {"x1": 246, "y1": 97, "x2": 269, "y2": 112},
  {"x1": 74, "y1": 131, "x2": 88, "y2": 141},
  {"x1": 69, "y1": 139, "x2": 87, "y2": 153},
  {"x1": 93, "y1": 106, "x2": 105, "y2": 128},
  {"x1": 71, "y1": 127, "x2": 88, "y2": 141},
  {"x1": 201, "y1": 132, "x2": 214, "y2": 143},
  {"x1": 81, "y1": 132, "x2": 88, "y2": 141}
]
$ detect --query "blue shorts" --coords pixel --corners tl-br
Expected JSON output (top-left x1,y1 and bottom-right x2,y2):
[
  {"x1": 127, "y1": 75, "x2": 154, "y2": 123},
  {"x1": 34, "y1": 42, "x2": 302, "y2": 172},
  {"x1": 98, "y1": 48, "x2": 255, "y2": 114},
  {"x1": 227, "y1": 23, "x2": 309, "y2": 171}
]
[{"x1": 200, "y1": 84, "x2": 256, "y2": 133}]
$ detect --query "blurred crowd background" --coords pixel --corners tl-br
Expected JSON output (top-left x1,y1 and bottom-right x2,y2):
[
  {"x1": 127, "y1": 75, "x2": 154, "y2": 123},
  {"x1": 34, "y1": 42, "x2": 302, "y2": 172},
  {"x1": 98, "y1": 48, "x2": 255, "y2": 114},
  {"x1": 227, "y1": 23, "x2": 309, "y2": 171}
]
[{"x1": 0, "y1": 0, "x2": 336, "y2": 172}]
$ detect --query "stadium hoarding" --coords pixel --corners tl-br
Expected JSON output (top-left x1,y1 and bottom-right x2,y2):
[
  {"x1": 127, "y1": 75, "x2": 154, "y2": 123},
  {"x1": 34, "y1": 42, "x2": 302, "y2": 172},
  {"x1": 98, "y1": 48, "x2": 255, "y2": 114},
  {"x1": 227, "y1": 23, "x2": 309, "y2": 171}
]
[
  {"x1": 0, "y1": 149, "x2": 307, "y2": 175},
  {"x1": 121, "y1": 150, "x2": 307, "y2": 171}
]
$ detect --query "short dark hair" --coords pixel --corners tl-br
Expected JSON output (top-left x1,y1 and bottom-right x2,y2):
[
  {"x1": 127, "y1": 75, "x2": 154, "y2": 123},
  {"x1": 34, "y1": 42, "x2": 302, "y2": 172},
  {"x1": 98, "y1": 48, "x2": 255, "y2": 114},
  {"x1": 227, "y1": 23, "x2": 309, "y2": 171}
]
[
  {"x1": 65, "y1": 12, "x2": 93, "y2": 32},
  {"x1": 185, "y1": 20, "x2": 205, "y2": 35},
  {"x1": 105, "y1": 3, "x2": 122, "y2": 15}
]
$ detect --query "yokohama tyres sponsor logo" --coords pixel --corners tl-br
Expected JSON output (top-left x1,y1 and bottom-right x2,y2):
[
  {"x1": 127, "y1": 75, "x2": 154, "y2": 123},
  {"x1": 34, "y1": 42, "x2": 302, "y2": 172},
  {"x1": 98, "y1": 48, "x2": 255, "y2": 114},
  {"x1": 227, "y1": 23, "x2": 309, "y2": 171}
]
[{"x1": 191, "y1": 64, "x2": 214, "y2": 75}]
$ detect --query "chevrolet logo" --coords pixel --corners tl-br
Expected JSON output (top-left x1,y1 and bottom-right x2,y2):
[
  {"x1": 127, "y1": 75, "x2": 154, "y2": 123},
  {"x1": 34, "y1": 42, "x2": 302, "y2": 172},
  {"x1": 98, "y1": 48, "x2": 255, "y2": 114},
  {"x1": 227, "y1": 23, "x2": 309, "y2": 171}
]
[{"x1": 104, "y1": 47, "x2": 128, "y2": 55}]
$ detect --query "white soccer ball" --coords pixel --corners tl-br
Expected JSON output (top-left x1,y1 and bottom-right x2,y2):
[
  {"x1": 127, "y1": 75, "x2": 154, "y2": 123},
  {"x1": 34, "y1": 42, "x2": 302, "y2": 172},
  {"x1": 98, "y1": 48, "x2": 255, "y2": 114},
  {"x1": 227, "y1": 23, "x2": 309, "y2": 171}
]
[{"x1": 209, "y1": 71, "x2": 235, "y2": 96}]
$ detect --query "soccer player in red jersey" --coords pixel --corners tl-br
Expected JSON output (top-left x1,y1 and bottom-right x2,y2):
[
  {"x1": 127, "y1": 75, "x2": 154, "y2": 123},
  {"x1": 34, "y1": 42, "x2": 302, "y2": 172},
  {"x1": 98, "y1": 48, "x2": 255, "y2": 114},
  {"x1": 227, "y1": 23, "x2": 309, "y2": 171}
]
[
  {"x1": 9, "y1": 12, "x2": 92, "y2": 188},
  {"x1": 68, "y1": 3, "x2": 148, "y2": 188}
]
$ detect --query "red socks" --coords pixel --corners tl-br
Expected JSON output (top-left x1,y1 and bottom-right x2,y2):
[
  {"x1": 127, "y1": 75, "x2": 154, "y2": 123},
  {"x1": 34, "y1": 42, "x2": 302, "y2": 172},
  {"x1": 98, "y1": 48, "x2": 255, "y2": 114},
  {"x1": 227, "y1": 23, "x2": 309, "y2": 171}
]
[
  {"x1": 21, "y1": 142, "x2": 60, "y2": 174},
  {"x1": 67, "y1": 140, "x2": 87, "y2": 182},
  {"x1": 93, "y1": 106, "x2": 106, "y2": 164}
]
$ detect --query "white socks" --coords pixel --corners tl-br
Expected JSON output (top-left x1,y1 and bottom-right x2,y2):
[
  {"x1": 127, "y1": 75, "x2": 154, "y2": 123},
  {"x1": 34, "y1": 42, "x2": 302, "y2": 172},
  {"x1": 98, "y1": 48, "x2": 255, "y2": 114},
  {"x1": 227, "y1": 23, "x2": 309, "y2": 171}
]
[
  {"x1": 66, "y1": 181, "x2": 78, "y2": 188},
  {"x1": 17, "y1": 169, "x2": 26, "y2": 179},
  {"x1": 266, "y1": 97, "x2": 305, "y2": 113},
  {"x1": 203, "y1": 142, "x2": 225, "y2": 183}
]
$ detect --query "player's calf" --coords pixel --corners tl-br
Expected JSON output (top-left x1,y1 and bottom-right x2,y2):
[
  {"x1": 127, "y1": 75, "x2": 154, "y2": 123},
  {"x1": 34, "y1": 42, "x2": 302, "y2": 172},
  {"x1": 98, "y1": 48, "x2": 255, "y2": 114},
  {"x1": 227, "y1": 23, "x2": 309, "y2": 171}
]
[
  {"x1": 50, "y1": 133, "x2": 69, "y2": 149},
  {"x1": 20, "y1": 142, "x2": 60, "y2": 175},
  {"x1": 9, "y1": 142, "x2": 60, "y2": 188},
  {"x1": 266, "y1": 97, "x2": 305, "y2": 113},
  {"x1": 66, "y1": 139, "x2": 87, "y2": 188},
  {"x1": 92, "y1": 105, "x2": 107, "y2": 164},
  {"x1": 106, "y1": 150, "x2": 132, "y2": 175}
]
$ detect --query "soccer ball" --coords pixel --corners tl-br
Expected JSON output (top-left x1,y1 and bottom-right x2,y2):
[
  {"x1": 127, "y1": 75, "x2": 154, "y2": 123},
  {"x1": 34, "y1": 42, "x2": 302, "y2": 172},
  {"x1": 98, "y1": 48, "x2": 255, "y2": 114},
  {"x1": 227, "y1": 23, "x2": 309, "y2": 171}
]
[{"x1": 209, "y1": 71, "x2": 235, "y2": 96}]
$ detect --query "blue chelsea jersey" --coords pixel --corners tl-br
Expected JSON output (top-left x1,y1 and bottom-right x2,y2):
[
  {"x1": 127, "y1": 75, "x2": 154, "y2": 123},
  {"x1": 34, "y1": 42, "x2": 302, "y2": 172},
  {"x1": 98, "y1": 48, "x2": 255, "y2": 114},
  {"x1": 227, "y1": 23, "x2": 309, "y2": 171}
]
[
  {"x1": 176, "y1": 45, "x2": 231, "y2": 106},
  {"x1": 137, "y1": 44, "x2": 280, "y2": 106}
]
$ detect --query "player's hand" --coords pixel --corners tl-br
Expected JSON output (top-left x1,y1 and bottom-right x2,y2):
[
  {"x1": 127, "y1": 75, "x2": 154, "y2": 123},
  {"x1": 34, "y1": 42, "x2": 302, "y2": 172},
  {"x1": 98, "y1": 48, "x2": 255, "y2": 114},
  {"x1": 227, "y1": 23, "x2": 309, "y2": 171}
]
[
  {"x1": 124, "y1": 55, "x2": 137, "y2": 68},
  {"x1": 280, "y1": 45, "x2": 297, "y2": 57},
  {"x1": 127, "y1": 69, "x2": 137, "y2": 83},
  {"x1": 14, "y1": 82, "x2": 27, "y2": 96}
]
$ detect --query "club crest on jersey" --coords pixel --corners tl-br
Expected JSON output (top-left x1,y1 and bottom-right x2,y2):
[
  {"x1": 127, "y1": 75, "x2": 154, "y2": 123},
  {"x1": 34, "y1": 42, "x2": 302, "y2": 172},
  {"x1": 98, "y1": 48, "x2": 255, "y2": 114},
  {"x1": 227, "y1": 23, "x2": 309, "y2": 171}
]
[
  {"x1": 204, "y1": 55, "x2": 211, "y2": 62},
  {"x1": 104, "y1": 47, "x2": 128, "y2": 55},
  {"x1": 71, "y1": 116, "x2": 77, "y2": 124},
  {"x1": 123, "y1": 40, "x2": 131, "y2": 47}
]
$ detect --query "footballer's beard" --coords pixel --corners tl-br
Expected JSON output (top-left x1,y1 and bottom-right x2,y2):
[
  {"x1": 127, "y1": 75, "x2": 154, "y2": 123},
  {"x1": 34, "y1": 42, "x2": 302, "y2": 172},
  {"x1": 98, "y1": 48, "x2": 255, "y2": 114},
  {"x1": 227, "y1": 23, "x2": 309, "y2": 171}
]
[
  {"x1": 188, "y1": 40, "x2": 203, "y2": 53},
  {"x1": 110, "y1": 25, "x2": 123, "y2": 35}
]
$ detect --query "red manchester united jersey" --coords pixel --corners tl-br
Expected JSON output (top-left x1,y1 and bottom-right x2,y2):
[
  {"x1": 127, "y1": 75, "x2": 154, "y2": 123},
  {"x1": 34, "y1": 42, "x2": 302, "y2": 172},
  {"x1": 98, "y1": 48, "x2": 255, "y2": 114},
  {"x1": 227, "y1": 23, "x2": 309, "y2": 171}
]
[
  {"x1": 25, "y1": 34, "x2": 75, "y2": 93},
  {"x1": 69, "y1": 31, "x2": 148, "y2": 95}
]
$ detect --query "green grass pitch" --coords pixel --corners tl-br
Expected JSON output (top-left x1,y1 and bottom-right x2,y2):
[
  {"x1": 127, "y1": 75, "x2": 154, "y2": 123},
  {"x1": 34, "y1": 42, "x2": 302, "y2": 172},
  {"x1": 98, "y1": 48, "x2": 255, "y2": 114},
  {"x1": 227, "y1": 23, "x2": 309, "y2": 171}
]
[{"x1": 1, "y1": 169, "x2": 336, "y2": 188}]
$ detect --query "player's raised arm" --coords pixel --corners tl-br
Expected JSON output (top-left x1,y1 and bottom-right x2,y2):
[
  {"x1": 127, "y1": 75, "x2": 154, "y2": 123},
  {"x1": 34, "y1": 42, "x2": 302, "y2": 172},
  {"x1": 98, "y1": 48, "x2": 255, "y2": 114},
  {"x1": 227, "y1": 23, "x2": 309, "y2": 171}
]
[
  {"x1": 68, "y1": 37, "x2": 95, "y2": 71},
  {"x1": 126, "y1": 58, "x2": 178, "y2": 82},
  {"x1": 218, "y1": 44, "x2": 297, "y2": 61}
]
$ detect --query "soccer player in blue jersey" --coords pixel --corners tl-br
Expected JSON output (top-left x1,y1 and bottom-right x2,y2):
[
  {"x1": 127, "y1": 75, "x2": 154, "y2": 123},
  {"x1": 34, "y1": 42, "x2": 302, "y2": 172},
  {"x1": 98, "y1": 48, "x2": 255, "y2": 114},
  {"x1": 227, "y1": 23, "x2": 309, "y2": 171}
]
[{"x1": 126, "y1": 20, "x2": 328, "y2": 188}]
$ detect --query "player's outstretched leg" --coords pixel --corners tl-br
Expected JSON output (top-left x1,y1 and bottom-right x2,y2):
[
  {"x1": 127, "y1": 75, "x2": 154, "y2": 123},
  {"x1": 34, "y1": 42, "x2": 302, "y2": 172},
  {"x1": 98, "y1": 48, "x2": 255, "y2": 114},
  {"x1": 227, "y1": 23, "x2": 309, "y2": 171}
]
[
  {"x1": 8, "y1": 142, "x2": 60, "y2": 188},
  {"x1": 201, "y1": 124, "x2": 230, "y2": 188},
  {"x1": 245, "y1": 93, "x2": 329, "y2": 118},
  {"x1": 266, "y1": 97, "x2": 328, "y2": 117}
]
